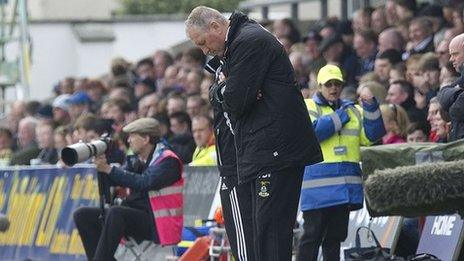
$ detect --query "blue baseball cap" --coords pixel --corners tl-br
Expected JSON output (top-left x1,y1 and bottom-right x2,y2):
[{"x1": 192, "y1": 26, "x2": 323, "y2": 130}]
[{"x1": 68, "y1": 91, "x2": 91, "y2": 105}]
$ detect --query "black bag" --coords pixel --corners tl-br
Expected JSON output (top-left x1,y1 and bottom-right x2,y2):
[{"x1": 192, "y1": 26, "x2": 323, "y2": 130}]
[{"x1": 345, "y1": 226, "x2": 404, "y2": 261}]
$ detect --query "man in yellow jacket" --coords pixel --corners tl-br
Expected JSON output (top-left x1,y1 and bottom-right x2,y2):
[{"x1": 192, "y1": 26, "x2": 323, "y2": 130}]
[{"x1": 190, "y1": 115, "x2": 217, "y2": 166}]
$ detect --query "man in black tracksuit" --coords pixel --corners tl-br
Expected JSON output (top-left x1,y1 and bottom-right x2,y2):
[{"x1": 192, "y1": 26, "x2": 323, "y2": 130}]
[{"x1": 187, "y1": 7, "x2": 323, "y2": 261}]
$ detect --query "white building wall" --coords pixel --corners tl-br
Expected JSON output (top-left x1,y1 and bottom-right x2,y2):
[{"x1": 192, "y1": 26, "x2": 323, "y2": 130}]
[{"x1": 24, "y1": 20, "x2": 187, "y2": 101}]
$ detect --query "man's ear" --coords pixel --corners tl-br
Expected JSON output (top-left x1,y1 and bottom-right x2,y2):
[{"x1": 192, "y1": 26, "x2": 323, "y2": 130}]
[{"x1": 210, "y1": 21, "x2": 222, "y2": 33}]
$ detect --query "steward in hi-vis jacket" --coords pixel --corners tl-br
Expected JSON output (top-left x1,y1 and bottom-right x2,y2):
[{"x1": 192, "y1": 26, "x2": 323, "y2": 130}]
[{"x1": 298, "y1": 64, "x2": 385, "y2": 261}]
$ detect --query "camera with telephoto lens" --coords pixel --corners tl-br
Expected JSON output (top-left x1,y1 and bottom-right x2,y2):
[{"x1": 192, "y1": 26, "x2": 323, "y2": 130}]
[{"x1": 61, "y1": 135, "x2": 112, "y2": 166}]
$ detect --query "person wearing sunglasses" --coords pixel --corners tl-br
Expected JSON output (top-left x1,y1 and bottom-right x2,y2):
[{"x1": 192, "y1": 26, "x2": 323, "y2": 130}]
[{"x1": 298, "y1": 64, "x2": 386, "y2": 261}]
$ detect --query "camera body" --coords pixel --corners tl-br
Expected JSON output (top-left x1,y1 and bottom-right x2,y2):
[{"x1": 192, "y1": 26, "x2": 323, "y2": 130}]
[{"x1": 61, "y1": 135, "x2": 112, "y2": 166}]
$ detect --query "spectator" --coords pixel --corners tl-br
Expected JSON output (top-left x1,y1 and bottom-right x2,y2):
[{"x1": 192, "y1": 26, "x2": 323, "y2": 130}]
[
  {"x1": 418, "y1": 4, "x2": 446, "y2": 47},
  {"x1": 108, "y1": 87, "x2": 133, "y2": 104},
  {"x1": 181, "y1": 47, "x2": 205, "y2": 69},
  {"x1": 166, "y1": 93, "x2": 186, "y2": 116},
  {"x1": 353, "y1": 29, "x2": 378, "y2": 75},
  {"x1": 109, "y1": 57, "x2": 133, "y2": 89},
  {"x1": 25, "y1": 101, "x2": 41, "y2": 117},
  {"x1": 74, "y1": 77, "x2": 89, "y2": 92},
  {"x1": 190, "y1": 115, "x2": 216, "y2": 166},
  {"x1": 0, "y1": 128, "x2": 13, "y2": 166},
  {"x1": 440, "y1": 62, "x2": 460, "y2": 87},
  {"x1": 87, "y1": 79, "x2": 107, "y2": 112},
  {"x1": 68, "y1": 91, "x2": 92, "y2": 123},
  {"x1": 417, "y1": 53, "x2": 440, "y2": 101},
  {"x1": 134, "y1": 76, "x2": 156, "y2": 102},
  {"x1": 101, "y1": 99, "x2": 132, "y2": 133},
  {"x1": 33, "y1": 122, "x2": 58, "y2": 165},
  {"x1": 36, "y1": 104, "x2": 54, "y2": 125},
  {"x1": 427, "y1": 97, "x2": 442, "y2": 142},
  {"x1": 54, "y1": 126, "x2": 69, "y2": 157},
  {"x1": 380, "y1": 103, "x2": 410, "y2": 144},
  {"x1": 135, "y1": 57, "x2": 156, "y2": 82},
  {"x1": 10, "y1": 117, "x2": 40, "y2": 165},
  {"x1": 397, "y1": 17, "x2": 413, "y2": 45},
  {"x1": 374, "y1": 49, "x2": 402, "y2": 86},
  {"x1": 404, "y1": 17, "x2": 435, "y2": 59},
  {"x1": 200, "y1": 74, "x2": 214, "y2": 102},
  {"x1": 153, "y1": 50, "x2": 174, "y2": 87},
  {"x1": 289, "y1": 51, "x2": 309, "y2": 89},
  {"x1": 386, "y1": 80, "x2": 427, "y2": 125},
  {"x1": 186, "y1": 94, "x2": 207, "y2": 119},
  {"x1": 385, "y1": 0, "x2": 398, "y2": 26},
  {"x1": 357, "y1": 81, "x2": 387, "y2": 104},
  {"x1": 371, "y1": 7, "x2": 388, "y2": 34},
  {"x1": 184, "y1": 70, "x2": 203, "y2": 95},
  {"x1": 352, "y1": 7, "x2": 373, "y2": 33},
  {"x1": 272, "y1": 18, "x2": 301, "y2": 43},
  {"x1": 7, "y1": 101, "x2": 26, "y2": 134},
  {"x1": 168, "y1": 111, "x2": 195, "y2": 164},
  {"x1": 303, "y1": 31, "x2": 325, "y2": 72},
  {"x1": 394, "y1": 0, "x2": 416, "y2": 21},
  {"x1": 319, "y1": 20, "x2": 338, "y2": 39},
  {"x1": 437, "y1": 33, "x2": 464, "y2": 141},
  {"x1": 52, "y1": 94, "x2": 71, "y2": 128},
  {"x1": 406, "y1": 122, "x2": 429, "y2": 142},
  {"x1": 436, "y1": 40, "x2": 450, "y2": 67},
  {"x1": 138, "y1": 93, "x2": 160, "y2": 118},
  {"x1": 60, "y1": 77, "x2": 75, "y2": 94},
  {"x1": 378, "y1": 28, "x2": 405, "y2": 53},
  {"x1": 389, "y1": 62, "x2": 407, "y2": 84}
]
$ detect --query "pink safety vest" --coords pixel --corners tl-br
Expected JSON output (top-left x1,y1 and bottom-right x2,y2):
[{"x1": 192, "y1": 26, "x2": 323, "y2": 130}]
[{"x1": 148, "y1": 149, "x2": 184, "y2": 246}]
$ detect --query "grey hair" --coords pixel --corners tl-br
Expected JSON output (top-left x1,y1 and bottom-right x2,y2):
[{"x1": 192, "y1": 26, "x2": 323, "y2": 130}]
[{"x1": 185, "y1": 6, "x2": 228, "y2": 32}]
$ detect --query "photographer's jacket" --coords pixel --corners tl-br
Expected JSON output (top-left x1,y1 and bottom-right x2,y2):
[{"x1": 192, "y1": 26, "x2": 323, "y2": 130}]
[
  {"x1": 221, "y1": 12, "x2": 323, "y2": 183},
  {"x1": 108, "y1": 143, "x2": 183, "y2": 245},
  {"x1": 300, "y1": 95, "x2": 385, "y2": 211}
]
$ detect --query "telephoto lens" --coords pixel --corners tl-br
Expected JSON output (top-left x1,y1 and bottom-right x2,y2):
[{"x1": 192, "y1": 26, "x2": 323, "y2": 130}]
[{"x1": 61, "y1": 140, "x2": 109, "y2": 166}]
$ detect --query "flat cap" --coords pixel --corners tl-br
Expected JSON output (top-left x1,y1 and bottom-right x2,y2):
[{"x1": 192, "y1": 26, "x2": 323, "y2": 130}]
[{"x1": 123, "y1": 118, "x2": 161, "y2": 137}]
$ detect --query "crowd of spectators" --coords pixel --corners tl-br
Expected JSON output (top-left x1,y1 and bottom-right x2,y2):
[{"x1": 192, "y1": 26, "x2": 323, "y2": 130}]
[
  {"x1": 0, "y1": 0, "x2": 462, "y2": 171},
  {"x1": 0, "y1": 0, "x2": 461, "y2": 257}
]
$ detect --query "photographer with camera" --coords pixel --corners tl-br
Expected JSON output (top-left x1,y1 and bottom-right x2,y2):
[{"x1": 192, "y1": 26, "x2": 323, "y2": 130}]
[{"x1": 73, "y1": 118, "x2": 183, "y2": 261}]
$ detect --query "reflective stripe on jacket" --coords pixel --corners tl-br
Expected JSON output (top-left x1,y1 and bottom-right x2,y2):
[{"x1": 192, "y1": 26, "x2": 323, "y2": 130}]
[
  {"x1": 301, "y1": 96, "x2": 384, "y2": 211},
  {"x1": 148, "y1": 149, "x2": 184, "y2": 245}
]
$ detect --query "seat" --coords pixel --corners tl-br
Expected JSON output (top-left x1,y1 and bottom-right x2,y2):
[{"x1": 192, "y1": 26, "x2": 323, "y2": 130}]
[{"x1": 114, "y1": 237, "x2": 176, "y2": 261}]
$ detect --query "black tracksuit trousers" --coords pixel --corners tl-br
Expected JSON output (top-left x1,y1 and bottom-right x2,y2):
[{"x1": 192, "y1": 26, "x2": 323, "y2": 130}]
[{"x1": 221, "y1": 166, "x2": 304, "y2": 261}]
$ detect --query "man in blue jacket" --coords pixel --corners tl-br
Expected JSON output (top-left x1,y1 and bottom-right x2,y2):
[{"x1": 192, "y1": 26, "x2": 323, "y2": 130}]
[
  {"x1": 186, "y1": 6, "x2": 323, "y2": 261},
  {"x1": 298, "y1": 64, "x2": 385, "y2": 260}
]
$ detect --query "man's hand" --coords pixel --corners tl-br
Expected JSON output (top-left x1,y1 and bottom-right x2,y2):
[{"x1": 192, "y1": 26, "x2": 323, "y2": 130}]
[{"x1": 94, "y1": 155, "x2": 112, "y2": 174}]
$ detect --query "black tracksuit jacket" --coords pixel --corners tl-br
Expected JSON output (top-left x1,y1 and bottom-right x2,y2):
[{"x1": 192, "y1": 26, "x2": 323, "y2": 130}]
[{"x1": 221, "y1": 12, "x2": 323, "y2": 184}]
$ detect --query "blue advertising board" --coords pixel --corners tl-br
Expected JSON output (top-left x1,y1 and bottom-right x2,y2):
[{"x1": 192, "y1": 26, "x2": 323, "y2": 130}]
[{"x1": 0, "y1": 165, "x2": 98, "y2": 260}]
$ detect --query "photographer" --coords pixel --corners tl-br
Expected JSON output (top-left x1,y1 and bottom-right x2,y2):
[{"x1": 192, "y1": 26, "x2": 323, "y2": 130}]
[{"x1": 73, "y1": 118, "x2": 183, "y2": 261}]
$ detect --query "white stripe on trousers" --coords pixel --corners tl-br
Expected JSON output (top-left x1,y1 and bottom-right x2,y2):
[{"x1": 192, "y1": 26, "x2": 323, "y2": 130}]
[{"x1": 230, "y1": 187, "x2": 248, "y2": 261}]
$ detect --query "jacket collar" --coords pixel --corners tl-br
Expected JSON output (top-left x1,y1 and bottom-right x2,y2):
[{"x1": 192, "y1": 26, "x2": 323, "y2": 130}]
[
  {"x1": 224, "y1": 11, "x2": 250, "y2": 59},
  {"x1": 312, "y1": 92, "x2": 352, "y2": 109}
]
